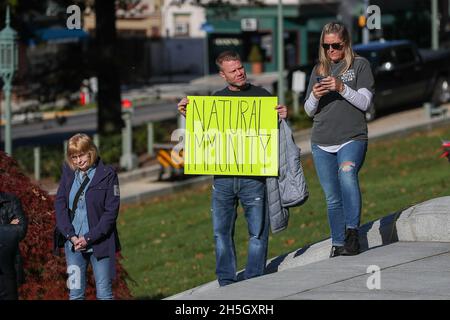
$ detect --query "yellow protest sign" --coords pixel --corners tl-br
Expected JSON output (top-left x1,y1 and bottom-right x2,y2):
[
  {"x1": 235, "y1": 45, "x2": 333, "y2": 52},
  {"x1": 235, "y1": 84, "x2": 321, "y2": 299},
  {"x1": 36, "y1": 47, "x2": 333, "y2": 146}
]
[{"x1": 184, "y1": 96, "x2": 278, "y2": 176}]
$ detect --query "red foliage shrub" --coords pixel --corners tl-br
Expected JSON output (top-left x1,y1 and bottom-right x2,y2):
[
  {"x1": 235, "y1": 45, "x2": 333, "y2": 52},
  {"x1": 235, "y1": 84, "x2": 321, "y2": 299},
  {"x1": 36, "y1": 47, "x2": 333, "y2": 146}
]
[{"x1": 0, "y1": 151, "x2": 132, "y2": 299}]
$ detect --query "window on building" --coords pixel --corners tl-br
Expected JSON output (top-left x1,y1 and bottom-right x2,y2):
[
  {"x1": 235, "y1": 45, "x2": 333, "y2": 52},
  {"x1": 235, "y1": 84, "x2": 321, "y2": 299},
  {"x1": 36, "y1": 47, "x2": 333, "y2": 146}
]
[{"x1": 174, "y1": 14, "x2": 190, "y2": 37}]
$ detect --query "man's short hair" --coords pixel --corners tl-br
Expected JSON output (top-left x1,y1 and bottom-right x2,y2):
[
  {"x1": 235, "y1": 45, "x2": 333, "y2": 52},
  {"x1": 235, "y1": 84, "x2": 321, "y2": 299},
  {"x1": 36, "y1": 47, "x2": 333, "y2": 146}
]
[{"x1": 215, "y1": 51, "x2": 241, "y2": 70}]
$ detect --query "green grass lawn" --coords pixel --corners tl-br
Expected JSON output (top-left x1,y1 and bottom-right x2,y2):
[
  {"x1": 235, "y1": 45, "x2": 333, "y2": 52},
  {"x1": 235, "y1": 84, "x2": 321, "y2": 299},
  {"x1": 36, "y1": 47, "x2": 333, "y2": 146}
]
[{"x1": 117, "y1": 124, "x2": 450, "y2": 299}]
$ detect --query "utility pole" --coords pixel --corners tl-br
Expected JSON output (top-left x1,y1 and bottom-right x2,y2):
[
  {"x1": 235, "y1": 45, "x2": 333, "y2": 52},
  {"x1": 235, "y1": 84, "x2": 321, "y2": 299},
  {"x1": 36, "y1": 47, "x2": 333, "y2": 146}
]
[
  {"x1": 277, "y1": 0, "x2": 285, "y2": 105},
  {"x1": 432, "y1": 0, "x2": 439, "y2": 50}
]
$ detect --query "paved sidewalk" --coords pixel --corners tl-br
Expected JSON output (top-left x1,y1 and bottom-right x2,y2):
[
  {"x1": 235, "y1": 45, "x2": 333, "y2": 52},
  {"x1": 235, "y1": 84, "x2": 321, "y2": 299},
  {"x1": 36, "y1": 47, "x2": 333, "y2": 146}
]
[{"x1": 169, "y1": 241, "x2": 450, "y2": 300}]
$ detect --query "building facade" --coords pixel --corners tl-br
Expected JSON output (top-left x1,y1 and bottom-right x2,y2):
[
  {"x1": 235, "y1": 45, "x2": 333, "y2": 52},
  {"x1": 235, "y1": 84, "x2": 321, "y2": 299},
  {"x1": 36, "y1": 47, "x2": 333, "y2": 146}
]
[{"x1": 84, "y1": 0, "x2": 163, "y2": 38}]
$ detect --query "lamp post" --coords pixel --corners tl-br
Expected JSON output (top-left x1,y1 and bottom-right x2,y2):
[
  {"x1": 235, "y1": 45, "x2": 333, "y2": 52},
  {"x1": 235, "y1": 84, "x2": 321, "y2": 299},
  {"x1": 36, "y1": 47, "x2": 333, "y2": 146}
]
[
  {"x1": 0, "y1": 6, "x2": 18, "y2": 155},
  {"x1": 431, "y1": 0, "x2": 439, "y2": 50},
  {"x1": 362, "y1": 0, "x2": 370, "y2": 44},
  {"x1": 120, "y1": 99, "x2": 137, "y2": 171}
]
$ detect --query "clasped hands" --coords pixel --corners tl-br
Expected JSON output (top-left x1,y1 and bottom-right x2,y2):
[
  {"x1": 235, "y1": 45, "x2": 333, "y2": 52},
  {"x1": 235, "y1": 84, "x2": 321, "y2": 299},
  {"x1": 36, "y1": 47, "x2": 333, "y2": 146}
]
[{"x1": 70, "y1": 235, "x2": 88, "y2": 251}]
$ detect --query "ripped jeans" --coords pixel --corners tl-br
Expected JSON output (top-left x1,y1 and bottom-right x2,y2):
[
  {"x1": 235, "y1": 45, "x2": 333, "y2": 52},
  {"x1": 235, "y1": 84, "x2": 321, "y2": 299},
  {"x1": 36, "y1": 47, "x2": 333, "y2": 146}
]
[
  {"x1": 312, "y1": 140, "x2": 367, "y2": 246},
  {"x1": 211, "y1": 177, "x2": 269, "y2": 286}
]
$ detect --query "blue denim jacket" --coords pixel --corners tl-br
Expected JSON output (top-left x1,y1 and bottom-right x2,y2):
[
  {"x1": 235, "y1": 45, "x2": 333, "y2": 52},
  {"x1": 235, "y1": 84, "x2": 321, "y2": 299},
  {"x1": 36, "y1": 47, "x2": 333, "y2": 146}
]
[{"x1": 68, "y1": 166, "x2": 96, "y2": 252}]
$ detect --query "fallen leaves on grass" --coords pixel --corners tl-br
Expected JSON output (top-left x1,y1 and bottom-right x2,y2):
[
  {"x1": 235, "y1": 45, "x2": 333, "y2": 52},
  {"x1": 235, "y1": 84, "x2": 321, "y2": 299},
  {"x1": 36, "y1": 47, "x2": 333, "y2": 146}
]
[
  {"x1": 285, "y1": 239, "x2": 295, "y2": 246},
  {"x1": 195, "y1": 253, "x2": 204, "y2": 260}
]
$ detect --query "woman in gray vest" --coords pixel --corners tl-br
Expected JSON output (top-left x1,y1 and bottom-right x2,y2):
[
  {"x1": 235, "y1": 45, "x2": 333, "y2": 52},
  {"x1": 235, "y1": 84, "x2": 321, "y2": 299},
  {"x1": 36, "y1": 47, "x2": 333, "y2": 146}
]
[{"x1": 304, "y1": 21, "x2": 374, "y2": 257}]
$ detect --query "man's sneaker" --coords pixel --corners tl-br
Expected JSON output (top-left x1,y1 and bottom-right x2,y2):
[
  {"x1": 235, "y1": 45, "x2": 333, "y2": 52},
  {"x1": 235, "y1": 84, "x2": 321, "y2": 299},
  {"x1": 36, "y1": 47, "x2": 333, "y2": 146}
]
[
  {"x1": 342, "y1": 228, "x2": 360, "y2": 256},
  {"x1": 329, "y1": 245, "x2": 345, "y2": 258}
]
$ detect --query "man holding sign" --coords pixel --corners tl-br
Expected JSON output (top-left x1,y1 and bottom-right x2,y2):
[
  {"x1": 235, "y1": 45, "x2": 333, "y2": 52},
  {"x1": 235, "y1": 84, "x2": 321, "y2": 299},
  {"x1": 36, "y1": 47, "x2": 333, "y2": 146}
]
[
  {"x1": 178, "y1": 51, "x2": 287, "y2": 286},
  {"x1": 184, "y1": 95, "x2": 279, "y2": 176}
]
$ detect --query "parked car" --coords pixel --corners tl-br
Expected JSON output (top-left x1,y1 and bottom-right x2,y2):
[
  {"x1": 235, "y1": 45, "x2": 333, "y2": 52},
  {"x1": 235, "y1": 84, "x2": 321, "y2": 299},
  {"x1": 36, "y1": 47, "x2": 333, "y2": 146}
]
[
  {"x1": 354, "y1": 40, "x2": 450, "y2": 120},
  {"x1": 278, "y1": 40, "x2": 450, "y2": 121}
]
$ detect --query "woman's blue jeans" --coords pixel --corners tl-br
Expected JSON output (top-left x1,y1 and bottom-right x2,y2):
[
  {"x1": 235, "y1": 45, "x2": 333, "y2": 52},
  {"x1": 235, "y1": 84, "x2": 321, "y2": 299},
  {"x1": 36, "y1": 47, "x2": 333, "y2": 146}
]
[
  {"x1": 311, "y1": 140, "x2": 367, "y2": 246},
  {"x1": 64, "y1": 241, "x2": 113, "y2": 300},
  {"x1": 211, "y1": 177, "x2": 269, "y2": 286}
]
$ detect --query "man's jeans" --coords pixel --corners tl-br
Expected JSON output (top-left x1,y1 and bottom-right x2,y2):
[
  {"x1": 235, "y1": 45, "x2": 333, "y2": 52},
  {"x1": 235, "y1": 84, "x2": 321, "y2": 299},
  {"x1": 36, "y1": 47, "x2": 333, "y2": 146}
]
[
  {"x1": 311, "y1": 140, "x2": 367, "y2": 246},
  {"x1": 64, "y1": 241, "x2": 113, "y2": 300},
  {"x1": 211, "y1": 177, "x2": 269, "y2": 286}
]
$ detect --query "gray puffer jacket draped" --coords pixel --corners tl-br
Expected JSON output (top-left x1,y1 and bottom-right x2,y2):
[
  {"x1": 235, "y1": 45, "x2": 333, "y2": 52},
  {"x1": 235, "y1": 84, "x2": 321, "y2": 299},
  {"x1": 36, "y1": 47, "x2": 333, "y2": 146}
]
[{"x1": 266, "y1": 120, "x2": 309, "y2": 233}]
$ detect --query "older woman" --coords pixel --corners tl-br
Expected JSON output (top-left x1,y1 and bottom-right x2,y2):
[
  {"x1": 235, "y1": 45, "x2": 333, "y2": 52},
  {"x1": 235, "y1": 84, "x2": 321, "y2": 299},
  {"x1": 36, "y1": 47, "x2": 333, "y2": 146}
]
[
  {"x1": 304, "y1": 22, "x2": 374, "y2": 257},
  {"x1": 54, "y1": 133, "x2": 121, "y2": 299}
]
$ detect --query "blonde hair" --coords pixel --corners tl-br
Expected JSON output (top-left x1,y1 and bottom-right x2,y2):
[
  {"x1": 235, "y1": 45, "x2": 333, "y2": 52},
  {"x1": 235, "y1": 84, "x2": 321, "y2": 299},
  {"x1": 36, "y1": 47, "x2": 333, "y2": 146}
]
[
  {"x1": 215, "y1": 51, "x2": 241, "y2": 71},
  {"x1": 66, "y1": 133, "x2": 99, "y2": 170},
  {"x1": 317, "y1": 21, "x2": 355, "y2": 77}
]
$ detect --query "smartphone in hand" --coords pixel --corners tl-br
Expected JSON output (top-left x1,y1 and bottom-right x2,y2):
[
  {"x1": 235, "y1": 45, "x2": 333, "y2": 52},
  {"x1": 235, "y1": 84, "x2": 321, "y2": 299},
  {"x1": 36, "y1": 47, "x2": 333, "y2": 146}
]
[{"x1": 316, "y1": 76, "x2": 325, "y2": 83}]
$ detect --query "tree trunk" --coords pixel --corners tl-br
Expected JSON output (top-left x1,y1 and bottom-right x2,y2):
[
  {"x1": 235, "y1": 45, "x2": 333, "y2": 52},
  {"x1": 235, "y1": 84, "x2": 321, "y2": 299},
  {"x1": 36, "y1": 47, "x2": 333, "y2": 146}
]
[{"x1": 94, "y1": 0, "x2": 124, "y2": 134}]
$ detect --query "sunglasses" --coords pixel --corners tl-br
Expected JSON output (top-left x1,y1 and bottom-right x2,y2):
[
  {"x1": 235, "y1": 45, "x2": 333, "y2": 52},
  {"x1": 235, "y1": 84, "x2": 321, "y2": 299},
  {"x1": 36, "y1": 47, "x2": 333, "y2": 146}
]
[{"x1": 322, "y1": 42, "x2": 344, "y2": 50}]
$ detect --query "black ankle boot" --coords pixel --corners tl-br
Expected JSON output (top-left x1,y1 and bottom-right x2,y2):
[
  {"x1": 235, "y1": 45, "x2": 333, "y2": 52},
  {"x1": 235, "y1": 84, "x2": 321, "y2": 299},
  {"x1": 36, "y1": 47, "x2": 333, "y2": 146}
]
[
  {"x1": 342, "y1": 228, "x2": 360, "y2": 256},
  {"x1": 329, "y1": 245, "x2": 345, "y2": 258}
]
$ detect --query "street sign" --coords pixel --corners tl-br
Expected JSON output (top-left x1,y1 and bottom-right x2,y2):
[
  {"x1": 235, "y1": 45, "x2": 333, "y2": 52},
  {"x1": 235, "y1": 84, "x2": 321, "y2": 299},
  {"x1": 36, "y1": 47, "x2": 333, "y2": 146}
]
[
  {"x1": 241, "y1": 18, "x2": 258, "y2": 32},
  {"x1": 292, "y1": 70, "x2": 306, "y2": 93}
]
